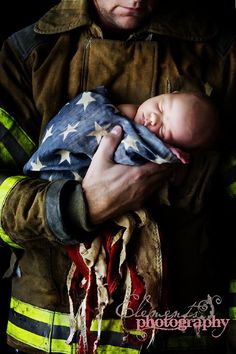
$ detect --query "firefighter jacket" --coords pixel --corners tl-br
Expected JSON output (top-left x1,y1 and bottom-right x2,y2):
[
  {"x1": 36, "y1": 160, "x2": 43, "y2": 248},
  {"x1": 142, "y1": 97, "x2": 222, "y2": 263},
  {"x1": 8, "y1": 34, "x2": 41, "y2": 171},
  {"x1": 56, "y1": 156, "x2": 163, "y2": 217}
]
[{"x1": 0, "y1": 0, "x2": 236, "y2": 353}]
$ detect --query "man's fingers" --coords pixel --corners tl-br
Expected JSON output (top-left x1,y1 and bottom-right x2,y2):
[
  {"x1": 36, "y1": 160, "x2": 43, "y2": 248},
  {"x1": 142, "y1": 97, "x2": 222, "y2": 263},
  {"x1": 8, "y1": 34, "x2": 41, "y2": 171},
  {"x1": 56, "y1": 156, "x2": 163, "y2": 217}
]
[
  {"x1": 95, "y1": 125, "x2": 123, "y2": 161},
  {"x1": 138, "y1": 161, "x2": 173, "y2": 179}
]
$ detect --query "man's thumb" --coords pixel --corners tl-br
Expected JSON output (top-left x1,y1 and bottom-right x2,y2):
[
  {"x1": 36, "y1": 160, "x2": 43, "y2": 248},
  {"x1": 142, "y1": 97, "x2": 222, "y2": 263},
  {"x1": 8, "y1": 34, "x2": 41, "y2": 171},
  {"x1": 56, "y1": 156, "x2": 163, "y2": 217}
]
[
  {"x1": 98, "y1": 125, "x2": 123, "y2": 159},
  {"x1": 110, "y1": 125, "x2": 123, "y2": 136}
]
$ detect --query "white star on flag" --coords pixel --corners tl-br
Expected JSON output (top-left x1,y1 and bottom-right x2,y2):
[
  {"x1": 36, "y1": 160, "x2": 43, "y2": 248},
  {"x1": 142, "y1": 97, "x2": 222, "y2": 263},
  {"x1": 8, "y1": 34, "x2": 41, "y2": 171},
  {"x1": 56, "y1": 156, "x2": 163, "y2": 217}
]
[
  {"x1": 42, "y1": 125, "x2": 54, "y2": 143},
  {"x1": 57, "y1": 150, "x2": 71, "y2": 164},
  {"x1": 30, "y1": 157, "x2": 46, "y2": 171},
  {"x1": 154, "y1": 156, "x2": 170, "y2": 164},
  {"x1": 122, "y1": 135, "x2": 139, "y2": 152},
  {"x1": 76, "y1": 92, "x2": 96, "y2": 110},
  {"x1": 60, "y1": 122, "x2": 80, "y2": 141},
  {"x1": 154, "y1": 152, "x2": 173, "y2": 164},
  {"x1": 88, "y1": 121, "x2": 111, "y2": 144}
]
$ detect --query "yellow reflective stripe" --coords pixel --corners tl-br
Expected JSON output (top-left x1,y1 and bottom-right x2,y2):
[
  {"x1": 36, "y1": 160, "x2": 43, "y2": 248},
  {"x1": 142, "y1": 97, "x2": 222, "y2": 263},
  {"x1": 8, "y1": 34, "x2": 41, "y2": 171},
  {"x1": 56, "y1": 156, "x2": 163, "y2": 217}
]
[
  {"x1": 91, "y1": 318, "x2": 124, "y2": 332},
  {"x1": 97, "y1": 345, "x2": 140, "y2": 353},
  {"x1": 10, "y1": 297, "x2": 141, "y2": 353},
  {"x1": 227, "y1": 181, "x2": 236, "y2": 198},
  {"x1": 0, "y1": 108, "x2": 36, "y2": 155},
  {"x1": 91, "y1": 318, "x2": 141, "y2": 336},
  {"x1": 0, "y1": 176, "x2": 26, "y2": 249},
  {"x1": 7, "y1": 322, "x2": 76, "y2": 354},
  {"x1": 51, "y1": 338, "x2": 76, "y2": 354},
  {"x1": 12, "y1": 297, "x2": 140, "y2": 335},
  {"x1": 0, "y1": 142, "x2": 16, "y2": 166},
  {"x1": 9, "y1": 297, "x2": 76, "y2": 353},
  {"x1": 229, "y1": 307, "x2": 236, "y2": 319},
  {"x1": 230, "y1": 279, "x2": 236, "y2": 293},
  {"x1": 229, "y1": 281, "x2": 236, "y2": 319},
  {"x1": 7, "y1": 321, "x2": 50, "y2": 352},
  {"x1": 11, "y1": 296, "x2": 70, "y2": 327}
]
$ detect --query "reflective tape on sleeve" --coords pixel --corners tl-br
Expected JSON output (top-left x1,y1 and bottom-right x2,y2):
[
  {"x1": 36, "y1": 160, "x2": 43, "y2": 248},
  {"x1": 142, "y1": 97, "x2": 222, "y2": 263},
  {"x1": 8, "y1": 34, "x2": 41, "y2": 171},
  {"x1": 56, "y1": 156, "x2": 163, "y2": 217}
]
[
  {"x1": 0, "y1": 108, "x2": 36, "y2": 166},
  {"x1": 0, "y1": 141, "x2": 16, "y2": 165},
  {"x1": 0, "y1": 176, "x2": 26, "y2": 248}
]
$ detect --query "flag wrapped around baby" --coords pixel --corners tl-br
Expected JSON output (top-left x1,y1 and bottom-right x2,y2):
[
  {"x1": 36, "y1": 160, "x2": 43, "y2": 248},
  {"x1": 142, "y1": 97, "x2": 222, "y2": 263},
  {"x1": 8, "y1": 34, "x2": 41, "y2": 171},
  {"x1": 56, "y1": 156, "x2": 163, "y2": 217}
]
[{"x1": 23, "y1": 86, "x2": 182, "y2": 353}]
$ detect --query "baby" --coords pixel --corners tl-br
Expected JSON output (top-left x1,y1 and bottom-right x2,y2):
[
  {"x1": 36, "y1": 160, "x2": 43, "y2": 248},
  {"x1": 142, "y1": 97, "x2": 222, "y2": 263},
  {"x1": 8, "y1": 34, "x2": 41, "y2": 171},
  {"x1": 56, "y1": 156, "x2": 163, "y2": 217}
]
[
  {"x1": 119, "y1": 90, "x2": 219, "y2": 151},
  {"x1": 23, "y1": 86, "x2": 219, "y2": 180}
]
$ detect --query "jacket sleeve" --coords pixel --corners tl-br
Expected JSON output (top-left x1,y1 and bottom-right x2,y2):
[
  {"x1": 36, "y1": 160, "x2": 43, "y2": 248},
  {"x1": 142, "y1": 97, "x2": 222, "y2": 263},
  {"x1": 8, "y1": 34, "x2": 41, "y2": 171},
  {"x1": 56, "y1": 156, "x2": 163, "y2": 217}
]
[
  {"x1": 0, "y1": 175, "x2": 94, "y2": 249},
  {"x1": 0, "y1": 33, "x2": 94, "y2": 249}
]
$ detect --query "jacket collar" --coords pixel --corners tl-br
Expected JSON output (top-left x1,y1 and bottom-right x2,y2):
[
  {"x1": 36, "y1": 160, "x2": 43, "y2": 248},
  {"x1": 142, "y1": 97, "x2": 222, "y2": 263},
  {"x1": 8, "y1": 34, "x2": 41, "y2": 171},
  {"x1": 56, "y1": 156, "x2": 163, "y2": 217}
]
[
  {"x1": 34, "y1": 0, "x2": 92, "y2": 34},
  {"x1": 34, "y1": 0, "x2": 218, "y2": 41}
]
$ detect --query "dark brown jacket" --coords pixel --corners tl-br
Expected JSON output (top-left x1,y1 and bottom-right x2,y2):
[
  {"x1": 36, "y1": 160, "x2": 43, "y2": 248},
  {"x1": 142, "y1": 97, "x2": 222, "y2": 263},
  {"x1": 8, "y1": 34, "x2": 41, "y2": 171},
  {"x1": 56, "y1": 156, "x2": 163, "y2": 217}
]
[{"x1": 0, "y1": 1, "x2": 236, "y2": 353}]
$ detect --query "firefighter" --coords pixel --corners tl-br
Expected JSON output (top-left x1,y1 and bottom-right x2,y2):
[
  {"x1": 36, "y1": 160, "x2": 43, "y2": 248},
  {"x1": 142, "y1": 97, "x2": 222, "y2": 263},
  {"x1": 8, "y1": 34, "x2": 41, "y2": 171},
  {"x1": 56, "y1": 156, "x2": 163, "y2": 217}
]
[{"x1": 0, "y1": 0, "x2": 235, "y2": 353}]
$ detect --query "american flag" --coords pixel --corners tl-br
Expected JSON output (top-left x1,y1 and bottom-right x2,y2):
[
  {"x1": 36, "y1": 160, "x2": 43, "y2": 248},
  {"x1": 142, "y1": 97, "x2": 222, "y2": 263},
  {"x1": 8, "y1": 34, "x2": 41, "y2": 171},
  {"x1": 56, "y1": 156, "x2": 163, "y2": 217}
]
[
  {"x1": 23, "y1": 86, "x2": 177, "y2": 180},
  {"x1": 23, "y1": 86, "x2": 174, "y2": 352}
]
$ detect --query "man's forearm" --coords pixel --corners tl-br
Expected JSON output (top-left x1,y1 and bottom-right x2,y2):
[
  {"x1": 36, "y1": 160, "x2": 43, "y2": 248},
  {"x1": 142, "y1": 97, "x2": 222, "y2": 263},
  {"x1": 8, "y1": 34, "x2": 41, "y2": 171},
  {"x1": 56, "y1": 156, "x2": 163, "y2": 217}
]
[{"x1": 0, "y1": 175, "x2": 95, "y2": 248}]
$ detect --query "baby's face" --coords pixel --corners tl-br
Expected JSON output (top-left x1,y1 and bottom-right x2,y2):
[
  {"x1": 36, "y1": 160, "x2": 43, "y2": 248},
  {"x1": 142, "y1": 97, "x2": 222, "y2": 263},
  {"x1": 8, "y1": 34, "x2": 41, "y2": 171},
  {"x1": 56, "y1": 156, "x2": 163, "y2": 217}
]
[{"x1": 134, "y1": 93, "x2": 199, "y2": 148}]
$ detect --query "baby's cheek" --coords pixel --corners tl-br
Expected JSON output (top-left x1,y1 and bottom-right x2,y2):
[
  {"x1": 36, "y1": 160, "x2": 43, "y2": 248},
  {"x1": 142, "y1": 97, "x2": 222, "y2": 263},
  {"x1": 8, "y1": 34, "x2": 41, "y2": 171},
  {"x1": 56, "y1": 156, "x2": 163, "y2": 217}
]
[
  {"x1": 149, "y1": 125, "x2": 160, "y2": 136},
  {"x1": 133, "y1": 113, "x2": 143, "y2": 125}
]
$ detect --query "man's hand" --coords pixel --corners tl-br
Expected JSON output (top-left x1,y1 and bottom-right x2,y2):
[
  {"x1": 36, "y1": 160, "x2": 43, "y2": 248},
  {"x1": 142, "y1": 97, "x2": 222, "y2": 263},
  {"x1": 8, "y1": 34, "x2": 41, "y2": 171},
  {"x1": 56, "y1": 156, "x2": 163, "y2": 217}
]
[{"x1": 82, "y1": 126, "x2": 172, "y2": 224}]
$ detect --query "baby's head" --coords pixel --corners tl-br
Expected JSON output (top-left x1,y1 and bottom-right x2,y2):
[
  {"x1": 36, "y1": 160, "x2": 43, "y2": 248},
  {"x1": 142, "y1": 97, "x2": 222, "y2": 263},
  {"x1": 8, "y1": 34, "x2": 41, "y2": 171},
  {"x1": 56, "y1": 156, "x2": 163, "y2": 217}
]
[{"x1": 133, "y1": 91, "x2": 220, "y2": 151}]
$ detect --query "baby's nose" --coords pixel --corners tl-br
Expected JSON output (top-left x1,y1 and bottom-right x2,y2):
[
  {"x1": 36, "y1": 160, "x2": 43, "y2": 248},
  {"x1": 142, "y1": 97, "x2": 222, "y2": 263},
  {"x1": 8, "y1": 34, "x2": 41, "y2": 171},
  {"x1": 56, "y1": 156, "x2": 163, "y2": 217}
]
[
  {"x1": 145, "y1": 112, "x2": 160, "y2": 127},
  {"x1": 150, "y1": 113, "x2": 159, "y2": 126}
]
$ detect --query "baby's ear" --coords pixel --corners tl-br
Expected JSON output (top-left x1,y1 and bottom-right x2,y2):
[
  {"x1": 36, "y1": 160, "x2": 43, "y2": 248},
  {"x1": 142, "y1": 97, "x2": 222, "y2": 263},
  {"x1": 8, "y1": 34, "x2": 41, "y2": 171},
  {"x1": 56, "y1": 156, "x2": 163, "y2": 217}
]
[{"x1": 171, "y1": 90, "x2": 179, "y2": 94}]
